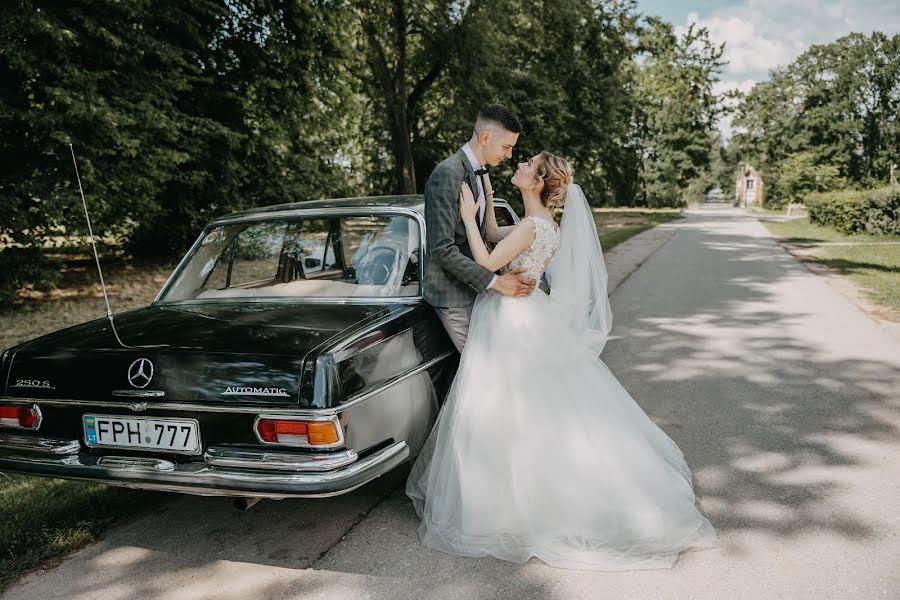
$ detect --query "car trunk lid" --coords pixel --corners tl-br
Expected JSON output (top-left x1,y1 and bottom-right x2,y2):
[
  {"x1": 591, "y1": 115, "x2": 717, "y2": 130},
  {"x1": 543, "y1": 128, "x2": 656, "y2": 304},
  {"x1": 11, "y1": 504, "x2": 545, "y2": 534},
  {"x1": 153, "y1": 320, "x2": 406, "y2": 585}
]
[{"x1": 4, "y1": 302, "x2": 391, "y2": 406}]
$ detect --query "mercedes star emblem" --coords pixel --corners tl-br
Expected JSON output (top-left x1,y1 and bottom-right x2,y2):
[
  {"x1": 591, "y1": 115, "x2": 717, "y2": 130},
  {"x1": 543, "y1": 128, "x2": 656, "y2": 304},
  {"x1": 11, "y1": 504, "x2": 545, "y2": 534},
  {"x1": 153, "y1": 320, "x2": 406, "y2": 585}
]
[{"x1": 127, "y1": 358, "x2": 154, "y2": 389}]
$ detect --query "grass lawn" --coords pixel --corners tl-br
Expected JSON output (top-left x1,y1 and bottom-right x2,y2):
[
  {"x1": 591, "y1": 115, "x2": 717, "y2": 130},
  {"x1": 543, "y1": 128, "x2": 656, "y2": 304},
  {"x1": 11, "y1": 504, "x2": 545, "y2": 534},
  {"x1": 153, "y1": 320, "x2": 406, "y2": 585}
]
[
  {"x1": 0, "y1": 475, "x2": 164, "y2": 589},
  {"x1": 761, "y1": 218, "x2": 900, "y2": 313},
  {"x1": 744, "y1": 205, "x2": 793, "y2": 217},
  {"x1": 0, "y1": 256, "x2": 174, "y2": 591},
  {"x1": 594, "y1": 208, "x2": 684, "y2": 250},
  {"x1": 0, "y1": 208, "x2": 680, "y2": 588},
  {"x1": 759, "y1": 217, "x2": 900, "y2": 244},
  {"x1": 0, "y1": 256, "x2": 174, "y2": 351}
]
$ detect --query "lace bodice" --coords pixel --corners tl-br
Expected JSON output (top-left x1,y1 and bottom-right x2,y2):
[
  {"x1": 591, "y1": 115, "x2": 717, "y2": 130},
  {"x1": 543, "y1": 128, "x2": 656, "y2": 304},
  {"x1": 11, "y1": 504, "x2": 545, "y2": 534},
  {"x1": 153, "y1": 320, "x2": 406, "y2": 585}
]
[{"x1": 505, "y1": 216, "x2": 559, "y2": 282}]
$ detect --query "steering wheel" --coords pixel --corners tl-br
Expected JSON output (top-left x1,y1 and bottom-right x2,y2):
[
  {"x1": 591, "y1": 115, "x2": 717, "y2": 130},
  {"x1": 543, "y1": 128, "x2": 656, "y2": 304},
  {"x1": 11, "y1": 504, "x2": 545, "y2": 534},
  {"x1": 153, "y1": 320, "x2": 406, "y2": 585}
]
[{"x1": 356, "y1": 246, "x2": 401, "y2": 286}]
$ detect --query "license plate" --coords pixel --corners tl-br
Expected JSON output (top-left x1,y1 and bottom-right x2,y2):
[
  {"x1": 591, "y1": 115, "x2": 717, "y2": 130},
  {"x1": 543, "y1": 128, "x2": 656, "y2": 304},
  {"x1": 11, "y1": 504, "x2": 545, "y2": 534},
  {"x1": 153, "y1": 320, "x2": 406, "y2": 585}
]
[{"x1": 83, "y1": 415, "x2": 202, "y2": 455}]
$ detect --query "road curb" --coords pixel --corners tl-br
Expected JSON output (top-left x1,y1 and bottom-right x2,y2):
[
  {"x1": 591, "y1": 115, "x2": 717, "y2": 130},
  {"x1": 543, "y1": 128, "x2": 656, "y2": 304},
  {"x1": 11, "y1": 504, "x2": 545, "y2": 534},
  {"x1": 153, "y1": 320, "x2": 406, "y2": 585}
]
[
  {"x1": 603, "y1": 219, "x2": 681, "y2": 294},
  {"x1": 749, "y1": 212, "x2": 900, "y2": 343}
]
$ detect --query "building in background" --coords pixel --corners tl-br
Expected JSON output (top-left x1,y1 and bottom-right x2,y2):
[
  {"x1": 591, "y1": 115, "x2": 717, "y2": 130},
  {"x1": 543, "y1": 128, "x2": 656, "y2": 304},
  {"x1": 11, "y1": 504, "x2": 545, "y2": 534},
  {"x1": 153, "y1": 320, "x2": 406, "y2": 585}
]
[{"x1": 735, "y1": 165, "x2": 764, "y2": 207}]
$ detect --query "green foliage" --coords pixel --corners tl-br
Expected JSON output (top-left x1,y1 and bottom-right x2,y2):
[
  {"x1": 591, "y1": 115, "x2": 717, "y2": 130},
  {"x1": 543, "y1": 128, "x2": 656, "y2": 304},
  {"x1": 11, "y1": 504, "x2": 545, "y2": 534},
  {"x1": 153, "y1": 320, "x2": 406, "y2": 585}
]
[
  {"x1": 633, "y1": 17, "x2": 727, "y2": 207},
  {"x1": 1, "y1": 1, "x2": 732, "y2": 298},
  {"x1": 805, "y1": 186, "x2": 900, "y2": 235},
  {"x1": 0, "y1": 248, "x2": 60, "y2": 304},
  {"x1": 1, "y1": 1, "x2": 355, "y2": 258},
  {"x1": 732, "y1": 32, "x2": 900, "y2": 206},
  {"x1": 0, "y1": 475, "x2": 163, "y2": 588},
  {"x1": 778, "y1": 152, "x2": 844, "y2": 203},
  {"x1": 353, "y1": 0, "x2": 643, "y2": 205},
  {"x1": 762, "y1": 218, "x2": 900, "y2": 313}
]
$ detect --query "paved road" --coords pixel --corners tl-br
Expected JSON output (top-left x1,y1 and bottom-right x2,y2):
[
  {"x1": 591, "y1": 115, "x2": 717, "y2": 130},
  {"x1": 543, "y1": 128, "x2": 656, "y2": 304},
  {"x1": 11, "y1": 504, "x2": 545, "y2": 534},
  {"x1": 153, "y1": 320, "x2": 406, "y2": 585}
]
[{"x1": 5, "y1": 208, "x2": 899, "y2": 600}]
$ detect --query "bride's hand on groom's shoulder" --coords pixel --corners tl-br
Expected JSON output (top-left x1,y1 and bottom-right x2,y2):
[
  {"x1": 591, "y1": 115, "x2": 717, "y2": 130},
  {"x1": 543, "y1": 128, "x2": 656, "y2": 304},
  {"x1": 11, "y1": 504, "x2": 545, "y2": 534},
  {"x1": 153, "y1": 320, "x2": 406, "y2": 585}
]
[{"x1": 459, "y1": 183, "x2": 482, "y2": 223}]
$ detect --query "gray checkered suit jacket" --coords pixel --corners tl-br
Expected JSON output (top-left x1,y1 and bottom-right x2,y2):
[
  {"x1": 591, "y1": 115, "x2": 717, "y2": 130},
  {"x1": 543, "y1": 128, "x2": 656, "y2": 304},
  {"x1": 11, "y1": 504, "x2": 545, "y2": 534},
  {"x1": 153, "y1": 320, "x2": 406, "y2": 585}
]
[{"x1": 423, "y1": 149, "x2": 495, "y2": 307}]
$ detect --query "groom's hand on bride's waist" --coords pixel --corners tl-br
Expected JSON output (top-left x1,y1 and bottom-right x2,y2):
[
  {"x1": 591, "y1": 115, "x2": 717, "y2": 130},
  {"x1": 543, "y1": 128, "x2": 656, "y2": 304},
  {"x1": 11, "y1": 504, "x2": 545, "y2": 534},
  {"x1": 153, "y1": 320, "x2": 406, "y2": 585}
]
[{"x1": 493, "y1": 268, "x2": 536, "y2": 297}]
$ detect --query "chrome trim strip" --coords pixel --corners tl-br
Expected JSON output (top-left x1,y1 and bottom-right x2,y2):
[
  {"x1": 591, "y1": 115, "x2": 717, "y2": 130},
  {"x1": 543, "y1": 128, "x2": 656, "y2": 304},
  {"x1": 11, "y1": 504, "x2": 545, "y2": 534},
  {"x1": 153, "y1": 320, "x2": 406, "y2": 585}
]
[
  {"x1": 153, "y1": 227, "x2": 207, "y2": 303},
  {"x1": 97, "y1": 456, "x2": 176, "y2": 472},
  {"x1": 252, "y1": 413, "x2": 345, "y2": 449},
  {"x1": 210, "y1": 206, "x2": 424, "y2": 226},
  {"x1": 493, "y1": 199, "x2": 520, "y2": 224},
  {"x1": 112, "y1": 390, "x2": 166, "y2": 398},
  {"x1": 329, "y1": 309, "x2": 417, "y2": 359},
  {"x1": 0, "y1": 433, "x2": 80, "y2": 455},
  {"x1": 0, "y1": 441, "x2": 409, "y2": 499},
  {"x1": 0, "y1": 350, "x2": 454, "y2": 417},
  {"x1": 337, "y1": 350, "x2": 454, "y2": 412},
  {"x1": 155, "y1": 297, "x2": 424, "y2": 307},
  {"x1": 204, "y1": 447, "x2": 358, "y2": 472}
]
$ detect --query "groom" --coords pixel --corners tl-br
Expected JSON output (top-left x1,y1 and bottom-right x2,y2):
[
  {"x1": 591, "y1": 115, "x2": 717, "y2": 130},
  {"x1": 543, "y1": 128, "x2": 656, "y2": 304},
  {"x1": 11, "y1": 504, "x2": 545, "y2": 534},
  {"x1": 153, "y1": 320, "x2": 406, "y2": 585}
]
[{"x1": 424, "y1": 104, "x2": 536, "y2": 352}]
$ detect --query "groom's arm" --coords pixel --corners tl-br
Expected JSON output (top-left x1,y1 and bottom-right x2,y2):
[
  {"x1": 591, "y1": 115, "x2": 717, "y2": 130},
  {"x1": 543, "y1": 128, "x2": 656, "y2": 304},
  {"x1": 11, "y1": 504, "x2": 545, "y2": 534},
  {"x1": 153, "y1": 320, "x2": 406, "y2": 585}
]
[{"x1": 425, "y1": 165, "x2": 495, "y2": 293}]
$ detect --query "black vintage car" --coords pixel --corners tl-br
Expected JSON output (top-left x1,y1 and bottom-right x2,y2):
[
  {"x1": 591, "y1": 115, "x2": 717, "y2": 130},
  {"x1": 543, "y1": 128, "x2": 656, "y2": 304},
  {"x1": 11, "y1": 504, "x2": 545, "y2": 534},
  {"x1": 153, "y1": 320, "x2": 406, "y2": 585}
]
[{"x1": 0, "y1": 196, "x2": 520, "y2": 499}]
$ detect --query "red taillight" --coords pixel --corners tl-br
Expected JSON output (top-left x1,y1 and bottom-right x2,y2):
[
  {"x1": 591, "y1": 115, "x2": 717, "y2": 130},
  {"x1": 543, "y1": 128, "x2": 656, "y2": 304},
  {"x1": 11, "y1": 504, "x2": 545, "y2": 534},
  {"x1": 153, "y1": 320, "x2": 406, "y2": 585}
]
[
  {"x1": 255, "y1": 417, "x2": 339, "y2": 446},
  {"x1": 0, "y1": 405, "x2": 41, "y2": 429}
]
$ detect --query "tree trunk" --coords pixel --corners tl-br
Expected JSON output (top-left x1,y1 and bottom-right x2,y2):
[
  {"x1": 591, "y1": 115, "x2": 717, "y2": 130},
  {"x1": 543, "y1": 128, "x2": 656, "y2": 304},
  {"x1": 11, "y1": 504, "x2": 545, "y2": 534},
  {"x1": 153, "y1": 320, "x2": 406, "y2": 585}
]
[
  {"x1": 358, "y1": 0, "x2": 458, "y2": 195},
  {"x1": 389, "y1": 103, "x2": 417, "y2": 193},
  {"x1": 358, "y1": 0, "x2": 417, "y2": 194}
]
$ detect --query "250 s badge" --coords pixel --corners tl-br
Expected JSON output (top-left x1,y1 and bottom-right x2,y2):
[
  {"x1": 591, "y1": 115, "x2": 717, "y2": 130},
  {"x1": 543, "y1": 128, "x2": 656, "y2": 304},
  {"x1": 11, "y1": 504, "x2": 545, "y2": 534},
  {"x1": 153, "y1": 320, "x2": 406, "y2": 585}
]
[{"x1": 12, "y1": 379, "x2": 55, "y2": 390}]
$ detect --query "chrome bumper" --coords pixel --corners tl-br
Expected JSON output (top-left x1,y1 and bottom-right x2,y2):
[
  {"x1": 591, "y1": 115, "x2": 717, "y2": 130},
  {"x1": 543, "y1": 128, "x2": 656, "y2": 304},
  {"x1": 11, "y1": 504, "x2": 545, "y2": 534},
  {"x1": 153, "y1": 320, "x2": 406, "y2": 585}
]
[{"x1": 0, "y1": 433, "x2": 409, "y2": 498}]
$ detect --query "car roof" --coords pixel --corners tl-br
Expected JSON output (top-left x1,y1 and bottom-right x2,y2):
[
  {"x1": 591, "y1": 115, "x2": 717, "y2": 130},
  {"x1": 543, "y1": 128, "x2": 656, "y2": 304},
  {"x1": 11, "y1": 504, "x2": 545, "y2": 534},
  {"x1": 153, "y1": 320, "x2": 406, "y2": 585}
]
[
  {"x1": 213, "y1": 195, "x2": 426, "y2": 222},
  {"x1": 211, "y1": 194, "x2": 515, "y2": 224}
]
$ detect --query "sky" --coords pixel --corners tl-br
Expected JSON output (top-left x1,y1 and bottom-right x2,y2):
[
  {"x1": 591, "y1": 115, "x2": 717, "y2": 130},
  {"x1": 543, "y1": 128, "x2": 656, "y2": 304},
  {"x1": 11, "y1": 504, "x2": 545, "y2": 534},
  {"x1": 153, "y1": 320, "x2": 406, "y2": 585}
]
[{"x1": 635, "y1": 0, "x2": 900, "y2": 137}]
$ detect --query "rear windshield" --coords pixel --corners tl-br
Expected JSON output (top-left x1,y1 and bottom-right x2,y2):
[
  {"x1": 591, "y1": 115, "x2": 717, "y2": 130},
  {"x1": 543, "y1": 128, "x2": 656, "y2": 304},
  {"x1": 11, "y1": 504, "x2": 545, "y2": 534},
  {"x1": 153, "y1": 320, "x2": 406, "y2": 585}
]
[{"x1": 159, "y1": 214, "x2": 421, "y2": 301}]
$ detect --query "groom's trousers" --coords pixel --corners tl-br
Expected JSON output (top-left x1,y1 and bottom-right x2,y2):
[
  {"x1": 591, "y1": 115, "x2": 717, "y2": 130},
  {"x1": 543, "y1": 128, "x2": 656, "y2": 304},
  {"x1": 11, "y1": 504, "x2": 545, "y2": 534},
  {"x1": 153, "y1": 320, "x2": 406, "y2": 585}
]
[{"x1": 434, "y1": 305, "x2": 473, "y2": 353}]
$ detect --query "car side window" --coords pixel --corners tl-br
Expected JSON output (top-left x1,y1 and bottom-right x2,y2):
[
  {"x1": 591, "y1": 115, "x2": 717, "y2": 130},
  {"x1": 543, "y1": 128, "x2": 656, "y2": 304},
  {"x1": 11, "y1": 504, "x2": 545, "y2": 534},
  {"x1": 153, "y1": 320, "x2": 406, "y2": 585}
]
[
  {"x1": 207, "y1": 221, "x2": 287, "y2": 288},
  {"x1": 494, "y1": 205, "x2": 517, "y2": 227},
  {"x1": 283, "y1": 219, "x2": 337, "y2": 278}
]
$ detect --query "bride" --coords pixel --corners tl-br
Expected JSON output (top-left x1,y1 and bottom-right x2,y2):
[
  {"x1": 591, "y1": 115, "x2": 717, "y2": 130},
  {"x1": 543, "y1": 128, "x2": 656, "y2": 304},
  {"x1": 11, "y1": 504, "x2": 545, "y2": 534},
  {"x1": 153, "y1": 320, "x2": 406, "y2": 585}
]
[{"x1": 405, "y1": 151, "x2": 720, "y2": 571}]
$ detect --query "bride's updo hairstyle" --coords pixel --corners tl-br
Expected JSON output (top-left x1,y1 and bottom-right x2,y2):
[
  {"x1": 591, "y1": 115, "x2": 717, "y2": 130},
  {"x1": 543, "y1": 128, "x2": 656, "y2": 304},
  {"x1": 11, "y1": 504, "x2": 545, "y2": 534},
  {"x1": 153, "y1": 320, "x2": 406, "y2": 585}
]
[{"x1": 533, "y1": 151, "x2": 573, "y2": 209}]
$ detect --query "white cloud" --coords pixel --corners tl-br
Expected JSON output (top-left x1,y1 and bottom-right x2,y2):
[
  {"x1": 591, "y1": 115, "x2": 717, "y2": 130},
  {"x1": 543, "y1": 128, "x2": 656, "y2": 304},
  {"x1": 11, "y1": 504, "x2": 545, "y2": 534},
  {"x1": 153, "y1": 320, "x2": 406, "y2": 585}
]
[
  {"x1": 668, "y1": 0, "x2": 900, "y2": 137},
  {"x1": 676, "y1": 12, "x2": 802, "y2": 80},
  {"x1": 713, "y1": 79, "x2": 757, "y2": 97}
]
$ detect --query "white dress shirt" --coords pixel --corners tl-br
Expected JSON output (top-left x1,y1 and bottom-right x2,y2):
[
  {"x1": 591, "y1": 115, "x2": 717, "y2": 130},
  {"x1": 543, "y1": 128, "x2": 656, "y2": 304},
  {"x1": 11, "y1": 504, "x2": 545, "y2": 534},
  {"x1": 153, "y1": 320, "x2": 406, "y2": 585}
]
[
  {"x1": 461, "y1": 143, "x2": 497, "y2": 290},
  {"x1": 461, "y1": 143, "x2": 488, "y2": 224}
]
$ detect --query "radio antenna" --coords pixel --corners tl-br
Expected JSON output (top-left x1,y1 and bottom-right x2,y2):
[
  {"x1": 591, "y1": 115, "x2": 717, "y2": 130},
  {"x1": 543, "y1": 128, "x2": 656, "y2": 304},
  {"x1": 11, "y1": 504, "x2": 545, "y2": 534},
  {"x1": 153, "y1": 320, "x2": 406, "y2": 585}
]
[{"x1": 69, "y1": 143, "x2": 132, "y2": 349}]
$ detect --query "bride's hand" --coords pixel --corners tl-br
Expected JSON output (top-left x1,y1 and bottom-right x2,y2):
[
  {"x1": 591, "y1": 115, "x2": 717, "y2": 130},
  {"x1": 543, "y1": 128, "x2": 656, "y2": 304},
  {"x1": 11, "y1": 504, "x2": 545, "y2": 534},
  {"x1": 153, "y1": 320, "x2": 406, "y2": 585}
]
[{"x1": 459, "y1": 183, "x2": 481, "y2": 223}]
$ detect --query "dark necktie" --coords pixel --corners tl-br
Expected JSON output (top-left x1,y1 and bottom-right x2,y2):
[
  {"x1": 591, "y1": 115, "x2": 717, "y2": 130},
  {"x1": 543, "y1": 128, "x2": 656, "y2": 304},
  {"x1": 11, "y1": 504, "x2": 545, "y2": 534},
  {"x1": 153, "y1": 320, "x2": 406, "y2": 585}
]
[{"x1": 474, "y1": 168, "x2": 488, "y2": 234}]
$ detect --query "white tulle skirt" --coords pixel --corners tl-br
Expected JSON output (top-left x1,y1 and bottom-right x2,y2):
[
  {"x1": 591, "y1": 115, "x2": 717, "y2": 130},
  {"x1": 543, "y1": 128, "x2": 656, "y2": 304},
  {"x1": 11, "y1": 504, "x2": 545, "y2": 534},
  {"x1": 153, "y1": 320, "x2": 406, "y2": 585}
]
[{"x1": 406, "y1": 290, "x2": 720, "y2": 571}]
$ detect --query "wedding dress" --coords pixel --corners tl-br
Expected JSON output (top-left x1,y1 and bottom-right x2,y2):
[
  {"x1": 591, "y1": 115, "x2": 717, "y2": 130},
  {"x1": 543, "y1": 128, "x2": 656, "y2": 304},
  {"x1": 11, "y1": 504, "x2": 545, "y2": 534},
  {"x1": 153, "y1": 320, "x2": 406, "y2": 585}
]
[{"x1": 406, "y1": 185, "x2": 719, "y2": 570}]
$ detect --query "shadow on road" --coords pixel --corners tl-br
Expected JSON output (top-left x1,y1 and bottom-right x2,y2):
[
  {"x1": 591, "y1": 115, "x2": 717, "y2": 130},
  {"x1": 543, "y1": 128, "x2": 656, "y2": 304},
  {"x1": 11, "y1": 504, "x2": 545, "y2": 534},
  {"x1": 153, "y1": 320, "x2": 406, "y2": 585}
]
[
  {"x1": 601, "y1": 211, "x2": 899, "y2": 542},
  {"x1": 5, "y1": 210, "x2": 899, "y2": 600}
]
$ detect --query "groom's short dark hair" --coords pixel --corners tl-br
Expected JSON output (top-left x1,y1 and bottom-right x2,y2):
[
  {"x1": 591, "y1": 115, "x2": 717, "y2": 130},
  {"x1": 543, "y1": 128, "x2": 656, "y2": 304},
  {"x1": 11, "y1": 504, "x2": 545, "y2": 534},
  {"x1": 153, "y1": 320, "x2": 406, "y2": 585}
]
[{"x1": 476, "y1": 104, "x2": 522, "y2": 134}]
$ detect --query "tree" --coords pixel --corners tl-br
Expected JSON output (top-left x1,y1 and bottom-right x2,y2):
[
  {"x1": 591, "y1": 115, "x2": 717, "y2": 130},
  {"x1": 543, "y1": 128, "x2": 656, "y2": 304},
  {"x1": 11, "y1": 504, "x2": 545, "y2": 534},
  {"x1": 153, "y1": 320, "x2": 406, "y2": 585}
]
[
  {"x1": 779, "y1": 152, "x2": 843, "y2": 202},
  {"x1": 0, "y1": 1, "x2": 355, "y2": 258},
  {"x1": 632, "y1": 17, "x2": 727, "y2": 207},
  {"x1": 353, "y1": 0, "x2": 642, "y2": 203},
  {"x1": 353, "y1": 0, "x2": 478, "y2": 194},
  {"x1": 412, "y1": 0, "x2": 641, "y2": 206},
  {"x1": 732, "y1": 32, "x2": 900, "y2": 205}
]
